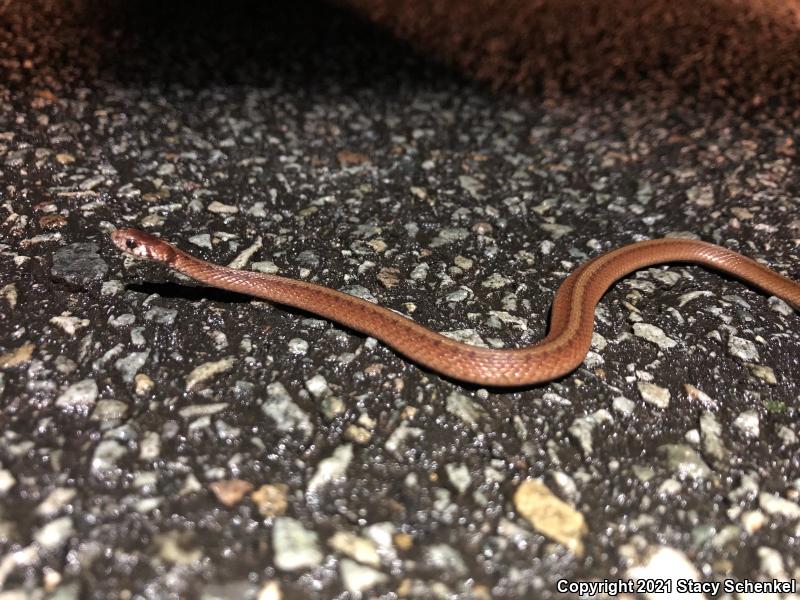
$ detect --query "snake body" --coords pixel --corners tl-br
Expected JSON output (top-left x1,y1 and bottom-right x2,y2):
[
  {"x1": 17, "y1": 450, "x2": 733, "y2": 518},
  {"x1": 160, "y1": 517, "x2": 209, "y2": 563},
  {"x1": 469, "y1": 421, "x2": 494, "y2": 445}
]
[{"x1": 111, "y1": 228, "x2": 800, "y2": 387}]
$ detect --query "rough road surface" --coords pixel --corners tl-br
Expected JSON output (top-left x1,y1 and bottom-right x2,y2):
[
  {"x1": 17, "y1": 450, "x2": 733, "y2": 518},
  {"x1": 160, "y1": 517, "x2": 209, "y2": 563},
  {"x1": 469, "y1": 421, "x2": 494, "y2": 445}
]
[{"x1": 1, "y1": 1, "x2": 799, "y2": 599}]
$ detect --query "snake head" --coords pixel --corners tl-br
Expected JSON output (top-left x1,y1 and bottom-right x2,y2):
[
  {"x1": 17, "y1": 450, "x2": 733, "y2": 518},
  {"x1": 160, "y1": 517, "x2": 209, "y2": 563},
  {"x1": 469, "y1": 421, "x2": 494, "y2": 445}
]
[{"x1": 111, "y1": 228, "x2": 177, "y2": 263}]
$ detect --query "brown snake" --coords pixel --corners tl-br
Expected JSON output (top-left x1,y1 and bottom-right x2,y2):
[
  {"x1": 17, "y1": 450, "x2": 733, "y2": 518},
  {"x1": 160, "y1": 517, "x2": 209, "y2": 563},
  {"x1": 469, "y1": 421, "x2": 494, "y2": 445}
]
[{"x1": 111, "y1": 228, "x2": 800, "y2": 387}]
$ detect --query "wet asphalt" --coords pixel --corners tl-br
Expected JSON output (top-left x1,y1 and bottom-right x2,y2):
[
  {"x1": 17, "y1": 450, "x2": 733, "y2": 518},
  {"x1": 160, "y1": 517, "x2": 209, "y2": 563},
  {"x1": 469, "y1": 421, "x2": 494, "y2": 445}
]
[{"x1": 0, "y1": 1, "x2": 799, "y2": 599}]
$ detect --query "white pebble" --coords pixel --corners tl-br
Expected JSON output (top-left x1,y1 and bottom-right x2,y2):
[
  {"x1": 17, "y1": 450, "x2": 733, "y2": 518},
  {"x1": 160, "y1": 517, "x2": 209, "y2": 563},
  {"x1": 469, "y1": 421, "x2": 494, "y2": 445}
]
[
  {"x1": 733, "y1": 410, "x2": 760, "y2": 437},
  {"x1": 637, "y1": 382, "x2": 670, "y2": 408},
  {"x1": 56, "y1": 379, "x2": 98, "y2": 409},
  {"x1": 272, "y1": 517, "x2": 323, "y2": 571}
]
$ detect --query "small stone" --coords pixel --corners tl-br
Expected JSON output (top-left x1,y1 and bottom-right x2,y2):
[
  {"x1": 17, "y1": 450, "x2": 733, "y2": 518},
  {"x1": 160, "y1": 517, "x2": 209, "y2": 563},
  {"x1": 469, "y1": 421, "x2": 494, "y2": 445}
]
[
  {"x1": 207, "y1": 201, "x2": 238, "y2": 214},
  {"x1": 445, "y1": 288, "x2": 470, "y2": 302},
  {"x1": 660, "y1": 479, "x2": 681, "y2": 496},
  {"x1": 757, "y1": 546, "x2": 788, "y2": 579},
  {"x1": 612, "y1": 396, "x2": 635, "y2": 415},
  {"x1": 34, "y1": 517, "x2": 74, "y2": 550},
  {"x1": 51, "y1": 243, "x2": 108, "y2": 285},
  {"x1": 661, "y1": 479, "x2": 685, "y2": 495},
  {"x1": 185, "y1": 356, "x2": 235, "y2": 391},
  {"x1": 591, "y1": 332, "x2": 607, "y2": 351},
  {"x1": 472, "y1": 221, "x2": 493, "y2": 235},
  {"x1": 263, "y1": 383, "x2": 314, "y2": 440},
  {"x1": 329, "y1": 532, "x2": 381, "y2": 567},
  {"x1": 320, "y1": 396, "x2": 346, "y2": 419},
  {"x1": 252, "y1": 484, "x2": 288, "y2": 518},
  {"x1": 385, "y1": 423, "x2": 424, "y2": 456},
  {"x1": 0, "y1": 283, "x2": 17, "y2": 308},
  {"x1": 257, "y1": 580, "x2": 282, "y2": 600},
  {"x1": 445, "y1": 463, "x2": 471, "y2": 494},
  {"x1": 287, "y1": 338, "x2": 309, "y2": 355},
  {"x1": 367, "y1": 239, "x2": 387, "y2": 253},
  {"x1": 700, "y1": 412, "x2": 728, "y2": 462},
  {"x1": 114, "y1": 351, "x2": 149, "y2": 383},
  {"x1": 441, "y1": 328, "x2": 488, "y2": 347},
  {"x1": 481, "y1": 273, "x2": 511, "y2": 289},
  {"x1": 768, "y1": 296, "x2": 794, "y2": 316},
  {"x1": 377, "y1": 267, "x2": 400, "y2": 288},
  {"x1": 458, "y1": 175, "x2": 483, "y2": 198},
  {"x1": 344, "y1": 424, "x2": 372, "y2": 445},
  {"x1": 539, "y1": 222, "x2": 573, "y2": 240},
  {"x1": 178, "y1": 402, "x2": 228, "y2": 418},
  {"x1": 134, "y1": 373, "x2": 154, "y2": 395},
  {"x1": 341, "y1": 285, "x2": 377, "y2": 303},
  {"x1": 272, "y1": 517, "x2": 323, "y2": 571},
  {"x1": 0, "y1": 469, "x2": 17, "y2": 494},
  {"x1": 209, "y1": 479, "x2": 253, "y2": 507},
  {"x1": 684, "y1": 429, "x2": 700, "y2": 445},
  {"x1": 678, "y1": 290, "x2": 714, "y2": 307},
  {"x1": 730, "y1": 206, "x2": 753, "y2": 220},
  {"x1": 215, "y1": 419, "x2": 240, "y2": 440},
  {"x1": 139, "y1": 432, "x2": 161, "y2": 461},
  {"x1": 188, "y1": 233, "x2": 212, "y2": 249},
  {"x1": 91, "y1": 440, "x2": 127, "y2": 475},
  {"x1": 454, "y1": 255, "x2": 473, "y2": 270},
  {"x1": 568, "y1": 410, "x2": 613, "y2": 456},
  {"x1": 514, "y1": 479, "x2": 587, "y2": 556},
  {"x1": 409, "y1": 263, "x2": 429, "y2": 281},
  {"x1": 296, "y1": 250, "x2": 319, "y2": 268},
  {"x1": 430, "y1": 227, "x2": 469, "y2": 248},
  {"x1": 304, "y1": 374, "x2": 329, "y2": 398},
  {"x1": 747, "y1": 364, "x2": 777, "y2": 384},
  {"x1": 684, "y1": 384, "x2": 717, "y2": 409},
  {"x1": 252, "y1": 261, "x2": 280, "y2": 274},
  {"x1": 144, "y1": 307, "x2": 177, "y2": 325},
  {"x1": 0, "y1": 341, "x2": 35, "y2": 368},
  {"x1": 49, "y1": 312, "x2": 89, "y2": 336},
  {"x1": 337, "y1": 149, "x2": 370, "y2": 166},
  {"x1": 39, "y1": 214, "x2": 67, "y2": 229},
  {"x1": 357, "y1": 413, "x2": 376, "y2": 428},
  {"x1": 758, "y1": 492, "x2": 800, "y2": 520},
  {"x1": 733, "y1": 410, "x2": 760, "y2": 437},
  {"x1": 116, "y1": 494, "x2": 165, "y2": 517},
  {"x1": 340, "y1": 559, "x2": 387, "y2": 593},
  {"x1": 487, "y1": 310, "x2": 527, "y2": 331},
  {"x1": 101, "y1": 280, "x2": 124, "y2": 296},
  {"x1": 686, "y1": 185, "x2": 714, "y2": 207},
  {"x1": 727, "y1": 336, "x2": 759, "y2": 362},
  {"x1": 632, "y1": 466, "x2": 655, "y2": 482},
  {"x1": 228, "y1": 237, "x2": 263, "y2": 269},
  {"x1": 130, "y1": 327, "x2": 146, "y2": 346},
  {"x1": 632, "y1": 323, "x2": 677, "y2": 349},
  {"x1": 637, "y1": 382, "x2": 670, "y2": 408},
  {"x1": 91, "y1": 400, "x2": 128, "y2": 421},
  {"x1": 446, "y1": 391, "x2": 486, "y2": 427},
  {"x1": 307, "y1": 444, "x2": 353, "y2": 494},
  {"x1": 393, "y1": 532, "x2": 413, "y2": 551},
  {"x1": 56, "y1": 379, "x2": 98, "y2": 409},
  {"x1": 660, "y1": 444, "x2": 711, "y2": 480},
  {"x1": 628, "y1": 546, "x2": 701, "y2": 595},
  {"x1": 36, "y1": 488, "x2": 77, "y2": 517},
  {"x1": 154, "y1": 531, "x2": 202, "y2": 565},
  {"x1": 109, "y1": 313, "x2": 136, "y2": 327},
  {"x1": 777, "y1": 426, "x2": 797, "y2": 446},
  {"x1": 741, "y1": 510, "x2": 766, "y2": 534},
  {"x1": 424, "y1": 544, "x2": 468, "y2": 576}
]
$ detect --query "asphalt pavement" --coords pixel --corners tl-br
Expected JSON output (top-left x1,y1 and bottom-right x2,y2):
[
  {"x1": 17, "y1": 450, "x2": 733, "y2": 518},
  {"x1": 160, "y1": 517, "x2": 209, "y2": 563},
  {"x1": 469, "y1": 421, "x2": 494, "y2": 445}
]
[{"x1": 1, "y1": 1, "x2": 799, "y2": 599}]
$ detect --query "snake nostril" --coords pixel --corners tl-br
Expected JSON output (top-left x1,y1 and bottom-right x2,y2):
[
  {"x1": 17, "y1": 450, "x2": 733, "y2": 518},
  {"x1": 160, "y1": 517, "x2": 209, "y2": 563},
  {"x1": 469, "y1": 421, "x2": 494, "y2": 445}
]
[{"x1": 125, "y1": 239, "x2": 137, "y2": 250}]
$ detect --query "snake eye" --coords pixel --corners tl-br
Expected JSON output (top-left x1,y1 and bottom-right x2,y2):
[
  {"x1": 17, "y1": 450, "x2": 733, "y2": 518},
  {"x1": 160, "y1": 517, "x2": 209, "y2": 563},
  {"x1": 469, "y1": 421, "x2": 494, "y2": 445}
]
[{"x1": 125, "y1": 238, "x2": 137, "y2": 250}]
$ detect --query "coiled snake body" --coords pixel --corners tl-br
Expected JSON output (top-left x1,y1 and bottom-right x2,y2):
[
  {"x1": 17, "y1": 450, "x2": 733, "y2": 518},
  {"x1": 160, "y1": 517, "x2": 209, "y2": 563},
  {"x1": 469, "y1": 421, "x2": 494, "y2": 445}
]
[{"x1": 112, "y1": 228, "x2": 800, "y2": 387}]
